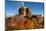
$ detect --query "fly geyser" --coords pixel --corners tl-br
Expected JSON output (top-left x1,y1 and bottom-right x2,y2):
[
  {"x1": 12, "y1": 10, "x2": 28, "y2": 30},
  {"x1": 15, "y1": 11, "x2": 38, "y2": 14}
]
[{"x1": 5, "y1": 7, "x2": 44, "y2": 30}]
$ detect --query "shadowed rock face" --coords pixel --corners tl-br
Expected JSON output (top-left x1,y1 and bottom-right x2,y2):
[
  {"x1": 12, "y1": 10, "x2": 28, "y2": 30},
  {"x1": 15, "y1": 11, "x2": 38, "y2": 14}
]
[
  {"x1": 6, "y1": 15, "x2": 44, "y2": 30},
  {"x1": 5, "y1": 7, "x2": 44, "y2": 30},
  {"x1": 6, "y1": 15, "x2": 35, "y2": 30},
  {"x1": 19, "y1": 7, "x2": 32, "y2": 17}
]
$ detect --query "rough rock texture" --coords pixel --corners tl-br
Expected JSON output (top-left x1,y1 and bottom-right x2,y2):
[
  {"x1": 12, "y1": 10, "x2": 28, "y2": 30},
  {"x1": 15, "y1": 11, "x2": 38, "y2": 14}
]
[
  {"x1": 5, "y1": 7, "x2": 44, "y2": 30},
  {"x1": 5, "y1": 15, "x2": 44, "y2": 30}
]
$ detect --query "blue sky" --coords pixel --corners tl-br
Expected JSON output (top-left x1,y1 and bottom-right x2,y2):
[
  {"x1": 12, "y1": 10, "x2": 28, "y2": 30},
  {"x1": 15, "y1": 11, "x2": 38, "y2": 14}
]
[{"x1": 5, "y1": 1, "x2": 44, "y2": 16}]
